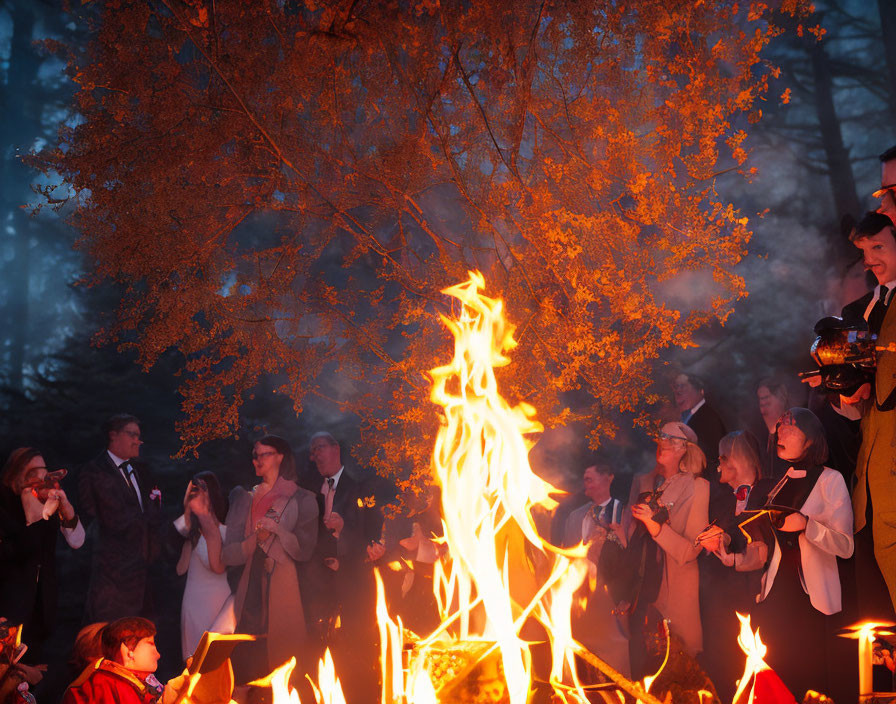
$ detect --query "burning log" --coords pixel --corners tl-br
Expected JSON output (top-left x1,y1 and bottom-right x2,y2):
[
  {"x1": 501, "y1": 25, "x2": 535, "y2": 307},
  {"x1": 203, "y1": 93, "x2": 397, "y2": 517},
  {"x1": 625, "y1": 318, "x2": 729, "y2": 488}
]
[{"x1": 410, "y1": 643, "x2": 508, "y2": 704}]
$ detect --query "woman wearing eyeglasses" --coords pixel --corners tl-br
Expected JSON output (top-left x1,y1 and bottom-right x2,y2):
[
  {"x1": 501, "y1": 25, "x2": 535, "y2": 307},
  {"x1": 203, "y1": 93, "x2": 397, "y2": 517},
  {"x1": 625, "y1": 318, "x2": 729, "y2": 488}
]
[
  {"x1": 752, "y1": 408, "x2": 854, "y2": 700},
  {"x1": 222, "y1": 436, "x2": 319, "y2": 679},
  {"x1": 627, "y1": 421, "x2": 709, "y2": 676}
]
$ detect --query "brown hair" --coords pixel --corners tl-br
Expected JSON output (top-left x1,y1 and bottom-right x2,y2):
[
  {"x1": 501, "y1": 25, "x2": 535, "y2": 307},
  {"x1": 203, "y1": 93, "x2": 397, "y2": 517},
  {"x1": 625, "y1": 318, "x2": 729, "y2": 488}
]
[
  {"x1": 849, "y1": 211, "x2": 895, "y2": 243},
  {"x1": 102, "y1": 414, "x2": 140, "y2": 446},
  {"x1": 70, "y1": 622, "x2": 108, "y2": 672},
  {"x1": 256, "y1": 435, "x2": 296, "y2": 481},
  {"x1": 756, "y1": 376, "x2": 789, "y2": 406},
  {"x1": 1, "y1": 447, "x2": 44, "y2": 494},
  {"x1": 101, "y1": 617, "x2": 156, "y2": 662}
]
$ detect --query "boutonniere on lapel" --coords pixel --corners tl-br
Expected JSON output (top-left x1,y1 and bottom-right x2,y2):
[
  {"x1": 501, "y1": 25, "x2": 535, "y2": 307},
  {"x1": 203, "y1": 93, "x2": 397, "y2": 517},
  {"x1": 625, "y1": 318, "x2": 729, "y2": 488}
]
[
  {"x1": 150, "y1": 486, "x2": 162, "y2": 503},
  {"x1": 357, "y1": 495, "x2": 376, "y2": 508}
]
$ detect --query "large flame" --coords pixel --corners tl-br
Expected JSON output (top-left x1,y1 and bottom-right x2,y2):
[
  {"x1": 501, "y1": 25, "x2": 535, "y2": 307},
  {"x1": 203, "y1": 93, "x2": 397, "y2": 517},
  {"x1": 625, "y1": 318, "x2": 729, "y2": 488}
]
[
  {"x1": 424, "y1": 272, "x2": 580, "y2": 704},
  {"x1": 264, "y1": 273, "x2": 645, "y2": 704},
  {"x1": 371, "y1": 271, "x2": 592, "y2": 704}
]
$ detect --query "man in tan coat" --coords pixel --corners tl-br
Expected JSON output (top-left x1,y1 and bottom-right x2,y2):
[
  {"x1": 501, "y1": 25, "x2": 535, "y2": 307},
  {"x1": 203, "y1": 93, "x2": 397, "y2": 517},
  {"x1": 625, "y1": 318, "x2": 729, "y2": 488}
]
[{"x1": 843, "y1": 210, "x2": 896, "y2": 612}]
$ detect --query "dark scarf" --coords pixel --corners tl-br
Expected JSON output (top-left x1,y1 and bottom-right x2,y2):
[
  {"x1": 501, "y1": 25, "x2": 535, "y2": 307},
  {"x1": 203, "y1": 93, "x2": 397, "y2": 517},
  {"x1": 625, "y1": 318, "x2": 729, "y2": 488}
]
[{"x1": 764, "y1": 407, "x2": 828, "y2": 517}]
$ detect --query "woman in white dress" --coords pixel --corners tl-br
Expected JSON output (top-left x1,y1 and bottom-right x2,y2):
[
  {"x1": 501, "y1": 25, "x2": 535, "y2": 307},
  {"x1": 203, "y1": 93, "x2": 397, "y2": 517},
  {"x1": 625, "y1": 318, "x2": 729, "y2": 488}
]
[{"x1": 174, "y1": 471, "x2": 233, "y2": 660}]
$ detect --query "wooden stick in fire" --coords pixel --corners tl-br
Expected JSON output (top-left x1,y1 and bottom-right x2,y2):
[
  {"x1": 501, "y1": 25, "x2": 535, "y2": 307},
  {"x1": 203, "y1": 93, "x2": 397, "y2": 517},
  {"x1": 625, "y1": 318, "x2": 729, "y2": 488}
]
[{"x1": 575, "y1": 648, "x2": 667, "y2": 704}]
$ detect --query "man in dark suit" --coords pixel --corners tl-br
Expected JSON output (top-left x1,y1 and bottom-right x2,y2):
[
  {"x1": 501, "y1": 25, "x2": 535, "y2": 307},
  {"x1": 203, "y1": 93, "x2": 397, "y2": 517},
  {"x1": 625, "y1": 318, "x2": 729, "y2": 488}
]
[
  {"x1": 78, "y1": 414, "x2": 162, "y2": 623},
  {"x1": 301, "y1": 431, "x2": 383, "y2": 704},
  {"x1": 673, "y1": 373, "x2": 726, "y2": 474},
  {"x1": 561, "y1": 460, "x2": 629, "y2": 677}
]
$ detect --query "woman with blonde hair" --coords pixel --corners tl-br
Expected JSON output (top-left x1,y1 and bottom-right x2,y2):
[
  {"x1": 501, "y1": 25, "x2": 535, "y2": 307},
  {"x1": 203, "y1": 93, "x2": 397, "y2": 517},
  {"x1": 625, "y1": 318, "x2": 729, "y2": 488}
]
[
  {"x1": 628, "y1": 421, "x2": 709, "y2": 676},
  {"x1": 696, "y1": 430, "x2": 776, "y2": 701}
]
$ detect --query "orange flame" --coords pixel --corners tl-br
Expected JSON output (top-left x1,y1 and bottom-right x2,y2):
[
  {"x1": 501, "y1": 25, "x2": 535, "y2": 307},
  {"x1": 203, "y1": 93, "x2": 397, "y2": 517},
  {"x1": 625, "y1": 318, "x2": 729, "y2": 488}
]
[
  {"x1": 420, "y1": 272, "x2": 588, "y2": 704},
  {"x1": 732, "y1": 612, "x2": 767, "y2": 704},
  {"x1": 249, "y1": 658, "x2": 300, "y2": 704},
  {"x1": 266, "y1": 273, "x2": 598, "y2": 704},
  {"x1": 307, "y1": 650, "x2": 347, "y2": 704}
]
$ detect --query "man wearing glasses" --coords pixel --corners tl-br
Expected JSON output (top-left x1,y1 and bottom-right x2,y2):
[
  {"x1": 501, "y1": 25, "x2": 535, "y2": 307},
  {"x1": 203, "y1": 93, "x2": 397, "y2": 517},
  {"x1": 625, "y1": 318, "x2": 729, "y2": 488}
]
[
  {"x1": 301, "y1": 431, "x2": 384, "y2": 704},
  {"x1": 78, "y1": 414, "x2": 162, "y2": 622}
]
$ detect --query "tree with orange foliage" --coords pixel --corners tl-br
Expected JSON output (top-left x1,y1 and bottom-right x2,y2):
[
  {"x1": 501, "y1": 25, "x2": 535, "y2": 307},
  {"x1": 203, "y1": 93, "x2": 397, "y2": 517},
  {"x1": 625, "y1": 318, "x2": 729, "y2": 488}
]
[{"x1": 32, "y1": 0, "x2": 813, "y2": 488}]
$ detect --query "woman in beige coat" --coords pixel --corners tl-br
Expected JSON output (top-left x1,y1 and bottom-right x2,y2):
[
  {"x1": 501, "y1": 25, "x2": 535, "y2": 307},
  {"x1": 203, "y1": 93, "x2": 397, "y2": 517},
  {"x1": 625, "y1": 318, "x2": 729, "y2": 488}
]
[
  {"x1": 223, "y1": 436, "x2": 318, "y2": 679},
  {"x1": 629, "y1": 421, "x2": 709, "y2": 672}
]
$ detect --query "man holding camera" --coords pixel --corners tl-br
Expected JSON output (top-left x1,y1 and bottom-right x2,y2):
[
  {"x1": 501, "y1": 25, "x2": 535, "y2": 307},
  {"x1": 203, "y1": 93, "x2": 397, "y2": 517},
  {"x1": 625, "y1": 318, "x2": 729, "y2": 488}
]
[{"x1": 840, "y1": 210, "x2": 896, "y2": 614}]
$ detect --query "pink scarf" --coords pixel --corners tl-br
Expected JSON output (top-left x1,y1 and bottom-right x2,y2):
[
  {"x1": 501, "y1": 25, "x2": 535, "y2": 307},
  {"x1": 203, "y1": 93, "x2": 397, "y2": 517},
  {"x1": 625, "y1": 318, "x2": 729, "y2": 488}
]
[{"x1": 249, "y1": 476, "x2": 298, "y2": 530}]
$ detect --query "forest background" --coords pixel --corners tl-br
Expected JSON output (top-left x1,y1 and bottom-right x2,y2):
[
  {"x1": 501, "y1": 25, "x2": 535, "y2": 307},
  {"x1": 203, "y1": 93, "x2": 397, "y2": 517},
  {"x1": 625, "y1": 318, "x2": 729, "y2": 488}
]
[{"x1": 1, "y1": 0, "x2": 895, "y2": 697}]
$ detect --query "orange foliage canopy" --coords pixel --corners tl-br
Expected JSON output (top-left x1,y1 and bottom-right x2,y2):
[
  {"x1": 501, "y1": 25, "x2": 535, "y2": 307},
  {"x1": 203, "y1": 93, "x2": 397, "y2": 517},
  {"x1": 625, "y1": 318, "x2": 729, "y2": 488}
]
[{"x1": 33, "y1": 0, "x2": 811, "y2": 485}]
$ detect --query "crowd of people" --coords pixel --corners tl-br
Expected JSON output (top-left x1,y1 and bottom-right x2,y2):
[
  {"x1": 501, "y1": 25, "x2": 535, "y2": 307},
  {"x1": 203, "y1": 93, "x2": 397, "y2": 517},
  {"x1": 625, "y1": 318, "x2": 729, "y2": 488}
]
[
  {"x1": 0, "y1": 422, "x2": 390, "y2": 704},
  {"x1": 2, "y1": 147, "x2": 896, "y2": 704},
  {"x1": 554, "y1": 144, "x2": 896, "y2": 703}
]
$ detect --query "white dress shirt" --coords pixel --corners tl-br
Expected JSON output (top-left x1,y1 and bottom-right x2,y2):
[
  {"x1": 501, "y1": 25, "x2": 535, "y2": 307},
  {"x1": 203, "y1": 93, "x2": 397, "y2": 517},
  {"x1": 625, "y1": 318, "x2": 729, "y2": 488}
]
[
  {"x1": 862, "y1": 280, "x2": 896, "y2": 320},
  {"x1": 108, "y1": 449, "x2": 143, "y2": 509}
]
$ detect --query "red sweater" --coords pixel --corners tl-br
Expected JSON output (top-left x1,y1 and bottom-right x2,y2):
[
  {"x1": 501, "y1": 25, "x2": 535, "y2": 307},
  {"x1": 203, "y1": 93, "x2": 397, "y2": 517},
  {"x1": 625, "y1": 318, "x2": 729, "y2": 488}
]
[{"x1": 62, "y1": 661, "x2": 160, "y2": 704}]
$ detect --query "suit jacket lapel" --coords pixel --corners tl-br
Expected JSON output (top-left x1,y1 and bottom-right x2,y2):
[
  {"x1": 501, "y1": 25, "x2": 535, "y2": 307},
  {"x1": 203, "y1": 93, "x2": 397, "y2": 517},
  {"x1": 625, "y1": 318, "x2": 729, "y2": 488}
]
[
  {"x1": 332, "y1": 474, "x2": 354, "y2": 515},
  {"x1": 104, "y1": 453, "x2": 142, "y2": 507}
]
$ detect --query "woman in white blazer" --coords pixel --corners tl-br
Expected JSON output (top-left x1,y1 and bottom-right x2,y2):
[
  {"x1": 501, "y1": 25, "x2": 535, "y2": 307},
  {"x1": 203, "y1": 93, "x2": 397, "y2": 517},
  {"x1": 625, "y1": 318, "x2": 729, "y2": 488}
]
[{"x1": 753, "y1": 407, "x2": 853, "y2": 700}]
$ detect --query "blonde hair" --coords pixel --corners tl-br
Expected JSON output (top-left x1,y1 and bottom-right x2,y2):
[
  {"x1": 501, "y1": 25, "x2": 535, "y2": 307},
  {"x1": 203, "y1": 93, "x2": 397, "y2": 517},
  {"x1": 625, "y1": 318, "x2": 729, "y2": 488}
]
[
  {"x1": 680, "y1": 443, "x2": 707, "y2": 475},
  {"x1": 719, "y1": 430, "x2": 761, "y2": 480},
  {"x1": 660, "y1": 422, "x2": 706, "y2": 475}
]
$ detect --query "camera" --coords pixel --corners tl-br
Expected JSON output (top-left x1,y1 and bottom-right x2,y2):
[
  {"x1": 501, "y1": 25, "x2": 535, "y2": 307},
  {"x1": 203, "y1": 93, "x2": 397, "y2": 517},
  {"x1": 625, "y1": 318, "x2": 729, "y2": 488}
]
[{"x1": 637, "y1": 490, "x2": 669, "y2": 525}]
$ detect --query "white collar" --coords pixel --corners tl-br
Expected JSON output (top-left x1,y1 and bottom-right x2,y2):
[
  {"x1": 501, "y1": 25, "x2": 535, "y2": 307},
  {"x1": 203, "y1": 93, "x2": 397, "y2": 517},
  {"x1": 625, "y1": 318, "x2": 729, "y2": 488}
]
[
  {"x1": 688, "y1": 398, "x2": 706, "y2": 415},
  {"x1": 323, "y1": 465, "x2": 345, "y2": 491},
  {"x1": 107, "y1": 450, "x2": 128, "y2": 468},
  {"x1": 879, "y1": 281, "x2": 896, "y2": 303}
]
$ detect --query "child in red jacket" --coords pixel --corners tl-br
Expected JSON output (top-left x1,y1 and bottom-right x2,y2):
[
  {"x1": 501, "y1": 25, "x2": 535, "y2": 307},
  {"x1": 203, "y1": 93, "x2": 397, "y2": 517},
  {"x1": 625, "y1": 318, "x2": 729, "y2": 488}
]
[{"x1": 63, "y1": 618, "x2": 165, "y2": 704}]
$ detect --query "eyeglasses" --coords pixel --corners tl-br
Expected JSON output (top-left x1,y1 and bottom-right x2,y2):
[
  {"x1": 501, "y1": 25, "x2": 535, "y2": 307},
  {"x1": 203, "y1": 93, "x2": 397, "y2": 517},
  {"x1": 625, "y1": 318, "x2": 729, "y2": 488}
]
[
  {"x1": 252, "y1": 451, "x2": 278, "y2": 460},
  {"x1": 310, "y1": 444, "x2": 333, "y2": 453},
  {"x1": 658, "y1": 431, "x2": 690, "y2": 444},
  {"x1": 119, "y1": 429, "x2": 142, "y2": 440},
  {"x1": 872, "y1": 183, "x2": 896, "y2": 198}
]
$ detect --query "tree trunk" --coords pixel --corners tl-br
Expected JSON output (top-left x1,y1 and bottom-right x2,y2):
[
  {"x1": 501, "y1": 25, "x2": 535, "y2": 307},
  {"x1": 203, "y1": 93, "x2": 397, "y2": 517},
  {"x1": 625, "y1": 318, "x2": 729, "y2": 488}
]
[
  {"x1": 0, "y1": 0, "x2": 39, "y2": 391},
  {"x1": 808, "y1": 39, "x2": 862, "y2": 231},
  {"x1": 879, "y1": 0, "x2": 896, "y2": 124}
]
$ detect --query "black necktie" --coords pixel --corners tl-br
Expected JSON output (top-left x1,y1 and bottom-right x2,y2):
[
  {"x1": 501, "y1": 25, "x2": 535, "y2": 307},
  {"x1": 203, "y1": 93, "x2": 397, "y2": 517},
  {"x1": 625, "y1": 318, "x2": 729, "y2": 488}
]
[
  {"x1": 869, "y1": 285, "x2": 890, "y2": 335},
  {"x1": 120, "y1": 462, "x2": 141, "y2": 508}
]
